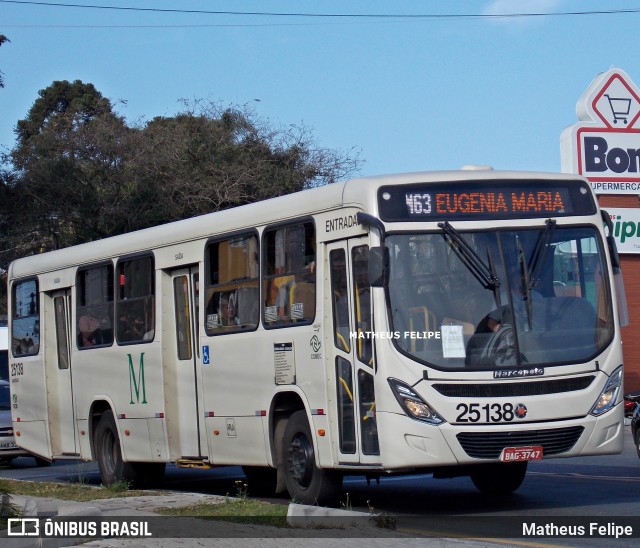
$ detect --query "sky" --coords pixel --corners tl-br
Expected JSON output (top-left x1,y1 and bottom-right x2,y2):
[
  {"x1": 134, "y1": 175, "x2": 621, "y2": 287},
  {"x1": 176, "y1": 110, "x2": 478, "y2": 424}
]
[{"x1": 1, "y1": 0, "x2": 640, "y2": 178}]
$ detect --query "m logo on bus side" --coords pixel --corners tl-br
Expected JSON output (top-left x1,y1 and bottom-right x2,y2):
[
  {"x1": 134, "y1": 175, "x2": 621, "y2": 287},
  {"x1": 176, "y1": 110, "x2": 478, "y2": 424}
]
[{"x1": 127, "y1": 353, "x2": 147, "y2": 404}]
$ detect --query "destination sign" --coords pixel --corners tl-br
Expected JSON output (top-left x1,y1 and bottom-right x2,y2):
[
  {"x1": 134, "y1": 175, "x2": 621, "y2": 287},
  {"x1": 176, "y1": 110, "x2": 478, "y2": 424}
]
[{"x1": 378, "y1": 179, "x2": 596, "y2": 222}]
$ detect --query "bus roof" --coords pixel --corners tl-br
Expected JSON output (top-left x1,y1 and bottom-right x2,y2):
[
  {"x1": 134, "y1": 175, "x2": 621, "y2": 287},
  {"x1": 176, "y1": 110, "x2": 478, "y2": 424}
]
[{"x1": 7, "y1": 169, "x2": 588, "y2": 280}]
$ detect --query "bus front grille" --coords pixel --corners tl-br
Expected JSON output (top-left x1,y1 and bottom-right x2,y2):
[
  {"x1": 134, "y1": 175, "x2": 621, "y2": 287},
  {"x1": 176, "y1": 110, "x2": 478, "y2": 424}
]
[
  {"x1": 433, "y1": 376, "x2": 594, "y2": 398},
  {"x1": 456, "y1": 426, "x2": 584, "y2": 459}
]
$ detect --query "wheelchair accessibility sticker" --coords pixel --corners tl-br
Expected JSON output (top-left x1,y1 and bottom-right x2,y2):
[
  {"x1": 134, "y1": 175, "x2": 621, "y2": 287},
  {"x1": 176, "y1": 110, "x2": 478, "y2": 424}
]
[{"x1": 202, "y1": 345, "x2": 210, "y2": 365}]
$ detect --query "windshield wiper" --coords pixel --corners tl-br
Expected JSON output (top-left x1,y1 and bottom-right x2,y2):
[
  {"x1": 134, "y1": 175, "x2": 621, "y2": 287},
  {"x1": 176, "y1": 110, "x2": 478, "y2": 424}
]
[
  {"x1": 438, "y1": 221, "x2": 501, "y2": 291},
  {"x1": 528, "y1": 219, "x2": 556, "y2": 290},
  {"x1": 517, "y1": 236, "x2": 533, "y2": 330}
]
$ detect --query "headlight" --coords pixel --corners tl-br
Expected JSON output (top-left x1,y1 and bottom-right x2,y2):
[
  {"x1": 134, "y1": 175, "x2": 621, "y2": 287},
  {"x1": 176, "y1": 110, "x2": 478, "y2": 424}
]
[
  {"x1": 388, "y1": 378, "x2": 444, "y2": 424},
  {"x1": 590, "y1": 365, "x2": 623, "y2": 416}
]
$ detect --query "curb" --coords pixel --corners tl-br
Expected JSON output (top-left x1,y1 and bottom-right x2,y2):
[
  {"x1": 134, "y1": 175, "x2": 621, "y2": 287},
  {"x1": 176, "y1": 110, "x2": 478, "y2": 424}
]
[{"x1": 287, "y1": 502, "x2": 395, "y2": 531}]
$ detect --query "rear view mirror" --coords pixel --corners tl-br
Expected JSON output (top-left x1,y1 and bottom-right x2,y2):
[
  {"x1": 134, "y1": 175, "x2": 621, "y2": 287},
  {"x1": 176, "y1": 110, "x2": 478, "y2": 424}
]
[{"x1": 368, "y1": 246, "x2": 389, "y2": 287}]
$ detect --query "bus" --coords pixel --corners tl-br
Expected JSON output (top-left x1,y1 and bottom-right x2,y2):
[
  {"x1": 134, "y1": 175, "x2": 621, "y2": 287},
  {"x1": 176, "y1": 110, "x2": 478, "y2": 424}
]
[{"x1": 7, "y1": 169, "x2": 627, "y2": 504}]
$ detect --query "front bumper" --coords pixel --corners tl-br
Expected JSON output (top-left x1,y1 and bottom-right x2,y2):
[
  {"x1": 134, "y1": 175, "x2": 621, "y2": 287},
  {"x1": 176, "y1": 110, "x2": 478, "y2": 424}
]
[{"x1": 376, "y1": 402, "x2": 623, "y2": 469}]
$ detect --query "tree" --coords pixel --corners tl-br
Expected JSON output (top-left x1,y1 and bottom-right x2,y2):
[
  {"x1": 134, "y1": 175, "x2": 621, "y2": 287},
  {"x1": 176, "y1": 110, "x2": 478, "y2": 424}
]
[
  {"x1": 127, "y1": 100, "x2": 359, "y2": 225},
  {"x1": 7, "y1": 80, "x2": 130, "y2": 252},
  {"x1": 0, "y1": 35, "x2": 9, "y2": 89},
  {"x1": 0, "y1": 81, "x2": 361, "y2": 314}
]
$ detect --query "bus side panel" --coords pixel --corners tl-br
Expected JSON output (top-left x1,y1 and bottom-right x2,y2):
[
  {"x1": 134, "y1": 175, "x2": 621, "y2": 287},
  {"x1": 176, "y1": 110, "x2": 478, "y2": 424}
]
[
  {"x1": 10, "y1": 357, "x2": 52, "y2": 458},
  {"x1": 201, "y1": 331, "x2": 272, "y2": 466},
  {"x1": 76, "y1": 419, "x2": 91, "y2": 459},
  {"x1": 117, "y1": 418, "x2": 160, "y2": 462},
  {"x1": 200, "y1": 324, "x2": 334, "y2": 468},
  {"x1": 205, "y1": 416, "x2": 269, "y2": 465},
  {"x1": 147, "y1": 417, "x2": 169, "y2": 461},
  {"x1": 72, "y1": 345, "x2": 167, "y2": 462},
  {"x1": 12, "y1": 420, "x2": 50, "y2": 460}
]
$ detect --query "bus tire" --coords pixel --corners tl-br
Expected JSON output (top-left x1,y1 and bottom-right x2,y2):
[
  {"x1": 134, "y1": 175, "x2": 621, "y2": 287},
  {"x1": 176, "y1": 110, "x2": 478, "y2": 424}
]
[
  {"x1": 94, "y1": 410, "x2": 138, "y2": 487},
  {"x1": 470, "y1": 461, "x2": 528, "y2": 495},
  {"x1": 282, "y1": 410, "x2": 342, "y2": 505}
]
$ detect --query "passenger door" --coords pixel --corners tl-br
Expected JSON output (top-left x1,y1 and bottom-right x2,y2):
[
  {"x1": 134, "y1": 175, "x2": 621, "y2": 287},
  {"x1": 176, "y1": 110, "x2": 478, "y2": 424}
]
[
  {"x1": 325, "y1": 239, "x2": 379, "y2": 465},
  {"x1": 163, "y1": 267, "x2": 204, "y2": 459},
  {"x1": 44, "y1": 289, "x2": 78, "y2": 457}
]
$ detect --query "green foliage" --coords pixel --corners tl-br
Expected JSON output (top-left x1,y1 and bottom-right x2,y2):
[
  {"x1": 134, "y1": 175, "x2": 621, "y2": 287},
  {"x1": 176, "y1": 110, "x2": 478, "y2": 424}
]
[{"x1": 0, "y1": 81, "x2": 361, "y2": 313}]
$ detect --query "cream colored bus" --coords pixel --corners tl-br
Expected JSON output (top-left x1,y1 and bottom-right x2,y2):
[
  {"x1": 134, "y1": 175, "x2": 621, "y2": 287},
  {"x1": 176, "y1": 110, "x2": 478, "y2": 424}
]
[{"x1": 7, "y1": 169, "x2": 627, "y2": 504}]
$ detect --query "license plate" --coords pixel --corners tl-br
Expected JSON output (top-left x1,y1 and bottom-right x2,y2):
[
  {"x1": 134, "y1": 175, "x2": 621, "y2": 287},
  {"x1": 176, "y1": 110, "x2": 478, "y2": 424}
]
[
  {"x1": 500, "y1": 446, "x2": 543, "y2": 462},
  {"x1": 0, "y1": 441, "x2": 17, "y2": 450}
]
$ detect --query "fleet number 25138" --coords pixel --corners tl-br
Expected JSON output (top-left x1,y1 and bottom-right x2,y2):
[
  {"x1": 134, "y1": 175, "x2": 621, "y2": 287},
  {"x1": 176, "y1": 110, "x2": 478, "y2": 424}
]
[{"x1": 456, "y1": 402, "x2": 523, "y2": 423}]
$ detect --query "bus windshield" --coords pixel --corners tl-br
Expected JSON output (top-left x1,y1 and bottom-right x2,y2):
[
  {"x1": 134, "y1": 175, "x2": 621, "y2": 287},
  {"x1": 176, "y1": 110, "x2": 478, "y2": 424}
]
[{"x1": 386, "y1": 225, "x2": 614, "y2": 371}]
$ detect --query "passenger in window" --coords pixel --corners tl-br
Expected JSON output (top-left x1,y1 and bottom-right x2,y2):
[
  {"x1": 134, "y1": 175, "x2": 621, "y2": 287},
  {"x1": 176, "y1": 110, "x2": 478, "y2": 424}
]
[
  {"x1": 118, "y1": 313, "x2": 153, "y2": 342},
  {"x1": 78, "y1": 315, "x2": 100, "y2": 347},
  {"x1": 220, "y1": 293, "x2": 239, "y2": 327}
]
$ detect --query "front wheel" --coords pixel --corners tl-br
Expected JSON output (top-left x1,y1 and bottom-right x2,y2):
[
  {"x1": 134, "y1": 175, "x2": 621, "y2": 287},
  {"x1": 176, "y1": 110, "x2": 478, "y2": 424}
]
[
  {"x1": 282, "y1": 410, "x2": 342, "y2": 505},
  {"x1": 470, "y1": 462, "x2": 528, "y2": 495}
]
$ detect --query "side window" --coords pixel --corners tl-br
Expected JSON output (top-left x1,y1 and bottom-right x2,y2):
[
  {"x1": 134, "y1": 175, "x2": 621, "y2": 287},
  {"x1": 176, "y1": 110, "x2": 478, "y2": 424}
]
[
  {"x1": 11, "y1": 279, "x2": 40, "y2": 357},
  {"x1": 263, "y1": 221, "x2": 315, "y2": 327},
  {"x1": 54, "y1": 296, "x2": 70, "y2": 369},
  {"x1": 205, "y1": 234, "x2": 259, "y2": 335},
  {"x1": 116, "y1": 256, "x2": 155, "y2": 344},
  {"x1": 330, "y1": 249, "x2": 350, "y2": 352},
  {"x1": 352, "y1": 245, "x2": 372, "y2": 365},
  {"x1": 77, "y1": 264, "x2": 114, "y2": 349},
  {"x1": 174, "y1": 276, "x2": 192, "y2": 359}
]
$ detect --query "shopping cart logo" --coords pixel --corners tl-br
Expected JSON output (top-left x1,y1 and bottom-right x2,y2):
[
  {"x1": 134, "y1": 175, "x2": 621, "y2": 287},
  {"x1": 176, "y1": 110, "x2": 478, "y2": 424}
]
[
  {"x1": 561, "y1": 68, "x2": 640, "y2": 190},
  {"x1": 592, "y1": 73, "x2": 640, "y2": 129},
  {"x1": 603, "y1": 94, "x2": 631, "y2": 125}
]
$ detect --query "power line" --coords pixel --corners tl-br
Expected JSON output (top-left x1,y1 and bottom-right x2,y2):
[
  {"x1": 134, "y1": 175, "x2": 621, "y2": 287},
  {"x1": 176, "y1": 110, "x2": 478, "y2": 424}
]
[{"x1": 1, "y1": 0, "x2": 640, "y2": 22}]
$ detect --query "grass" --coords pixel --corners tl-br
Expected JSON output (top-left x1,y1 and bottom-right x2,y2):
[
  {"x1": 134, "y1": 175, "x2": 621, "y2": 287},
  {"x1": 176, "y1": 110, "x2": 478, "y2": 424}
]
[
  {"x1": 155, "y1": 498, "x2": 289, "y2": 528},
  {"x1": 0, "y1": 478, "x2": 289, "y2": 529},
  {"x1": 0, "y1": 478, "x2": 160, "y2": 501}
]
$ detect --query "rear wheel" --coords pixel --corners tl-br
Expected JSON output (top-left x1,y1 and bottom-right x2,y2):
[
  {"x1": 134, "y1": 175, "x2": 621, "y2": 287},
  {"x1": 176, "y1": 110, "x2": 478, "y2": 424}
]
[
  {"x1": 634, "y1": 427, "x2": 640, "y2": 459},
  {"x1": 94, "y1": 410, "x2": 139, "y2": 487},
  {"x1": 470, "y1": 462, "x2": 528, "y2": 495},
  {"x1": 282, "y1": 410, "x2": 342, "y2": 505}
]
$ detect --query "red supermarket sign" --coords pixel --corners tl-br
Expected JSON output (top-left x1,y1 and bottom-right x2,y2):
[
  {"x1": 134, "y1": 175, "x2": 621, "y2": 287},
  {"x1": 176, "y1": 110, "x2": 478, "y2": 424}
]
[{"x1": 561, "y1": 69, "x2": 640, "y2": 194}]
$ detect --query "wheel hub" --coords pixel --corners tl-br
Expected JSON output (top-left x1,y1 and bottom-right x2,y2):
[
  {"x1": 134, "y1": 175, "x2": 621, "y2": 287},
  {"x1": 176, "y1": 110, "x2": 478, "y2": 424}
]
[{"x1": 289, "y1": 432, "x2": 314, "y2": 487}]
